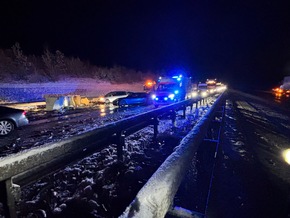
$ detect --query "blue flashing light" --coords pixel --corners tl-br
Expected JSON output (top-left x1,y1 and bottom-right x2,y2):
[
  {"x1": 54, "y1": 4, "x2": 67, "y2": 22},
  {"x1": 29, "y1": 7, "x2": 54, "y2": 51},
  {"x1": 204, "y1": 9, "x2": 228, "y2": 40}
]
[
  {"x1": 172, "y1": 74, "x2": 183, "y2": 81},
  {"x1": 168, "y1": 94, "x2": 175, "y2": 99}
]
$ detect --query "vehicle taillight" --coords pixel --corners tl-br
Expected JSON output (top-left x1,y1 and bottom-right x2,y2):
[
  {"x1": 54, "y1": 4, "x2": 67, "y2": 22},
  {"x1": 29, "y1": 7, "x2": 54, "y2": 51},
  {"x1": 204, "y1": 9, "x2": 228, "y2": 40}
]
[{"x1": 22, "y1": 111, "x2": 27, "y2": 116}]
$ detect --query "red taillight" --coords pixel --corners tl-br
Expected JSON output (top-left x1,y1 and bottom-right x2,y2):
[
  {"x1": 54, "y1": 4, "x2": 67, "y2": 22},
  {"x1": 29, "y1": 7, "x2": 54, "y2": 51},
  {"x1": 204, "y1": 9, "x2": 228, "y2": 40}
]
[{"x1": 22, "y1": 111, "x2": 27, "y2": 116}]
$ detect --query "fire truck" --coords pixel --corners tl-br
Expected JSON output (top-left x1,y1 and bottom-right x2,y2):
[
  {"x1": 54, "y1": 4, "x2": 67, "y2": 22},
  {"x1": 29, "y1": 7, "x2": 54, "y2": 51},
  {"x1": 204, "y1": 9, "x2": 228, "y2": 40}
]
[{"x1": 151, "y1": 75, "x2": 192, "y2": 107}]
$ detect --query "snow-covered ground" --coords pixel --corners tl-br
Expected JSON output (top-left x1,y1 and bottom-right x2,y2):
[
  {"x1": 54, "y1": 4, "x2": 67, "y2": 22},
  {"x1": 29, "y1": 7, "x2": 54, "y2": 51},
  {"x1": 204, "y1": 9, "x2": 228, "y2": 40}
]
[
  {"x1": 1, "y1": 84, "x2": 289, "y2": 217},
  {"x1": 12, "y1": 99, "x2": 214, "y2": 217},
  {"x1": 0, "y1": 78, "x2": 218, "y2": 217}
]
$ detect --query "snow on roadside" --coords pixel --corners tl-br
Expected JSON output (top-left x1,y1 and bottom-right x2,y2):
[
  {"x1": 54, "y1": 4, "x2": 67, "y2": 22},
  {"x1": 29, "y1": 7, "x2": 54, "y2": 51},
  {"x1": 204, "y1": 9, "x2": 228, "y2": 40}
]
[
  {"x1": 0, "y1": 78, "x2": 143, "y2": 103},
  {"x1": 16, "y1": 99, "x2": 215, "y2": 217}
]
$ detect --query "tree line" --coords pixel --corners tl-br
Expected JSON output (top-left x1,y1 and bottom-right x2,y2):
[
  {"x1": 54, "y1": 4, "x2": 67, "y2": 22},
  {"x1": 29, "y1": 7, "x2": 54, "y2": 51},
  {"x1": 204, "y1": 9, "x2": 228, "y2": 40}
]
[{"x1": 0, "y1": 43, "x2": 155, "y2": 83}]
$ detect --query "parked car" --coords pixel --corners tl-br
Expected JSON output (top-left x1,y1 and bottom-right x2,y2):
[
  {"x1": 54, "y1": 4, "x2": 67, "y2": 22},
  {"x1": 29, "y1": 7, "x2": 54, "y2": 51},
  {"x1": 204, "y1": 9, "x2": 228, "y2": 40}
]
[
  {"x1": 0, "y1": 106, "x2": 29, "y2": 136},
  {"x1": 98, "y1": 91, "x2": 131, "y2": 104},
  {"x1": 113, "y1": 92, "x2": 151, "y2": 107}
]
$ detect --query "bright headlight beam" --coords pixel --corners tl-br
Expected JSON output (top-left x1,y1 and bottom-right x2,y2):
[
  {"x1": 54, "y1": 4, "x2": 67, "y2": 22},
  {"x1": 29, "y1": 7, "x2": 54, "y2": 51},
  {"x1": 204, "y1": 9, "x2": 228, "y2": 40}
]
[
  {"x1": 168, "y1": 94, "x2": 175, "y2": 99},
  {"x1": 282, "y1": 149, "x2": 290, "y2": 165}
]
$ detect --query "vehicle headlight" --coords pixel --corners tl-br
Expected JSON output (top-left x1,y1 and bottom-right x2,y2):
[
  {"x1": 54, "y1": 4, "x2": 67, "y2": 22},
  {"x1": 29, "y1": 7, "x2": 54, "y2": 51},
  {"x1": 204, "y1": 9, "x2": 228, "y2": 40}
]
[
  {"x1": 191, "y1": 92, "x2": 198, "y2": 97},
  {"x1": 168, "y1": 94, "x2": 175, "y2": 99},
  {"x1": 201, "y1": 91, "x2": 207, "y2": 97},
  {"x1": 282, "y1": 149, "x2": 290, "y2": 165},
  {"x1": 99, "y1": 97, "x2": 105, "y2": 102},
  {"x1": 151, "y1": 94, "x2": 156, "y2": 99}
]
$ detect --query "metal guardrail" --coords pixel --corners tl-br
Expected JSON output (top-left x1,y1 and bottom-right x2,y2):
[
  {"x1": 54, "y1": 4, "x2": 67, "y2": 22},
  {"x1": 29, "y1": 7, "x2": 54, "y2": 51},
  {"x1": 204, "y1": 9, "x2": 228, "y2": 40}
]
[
  {"x1": 0, "y1": 96, "x2": 211, "y2": 218},
  {"x1": 120, "y1": 92, "x2": 226, "y2": 218}
]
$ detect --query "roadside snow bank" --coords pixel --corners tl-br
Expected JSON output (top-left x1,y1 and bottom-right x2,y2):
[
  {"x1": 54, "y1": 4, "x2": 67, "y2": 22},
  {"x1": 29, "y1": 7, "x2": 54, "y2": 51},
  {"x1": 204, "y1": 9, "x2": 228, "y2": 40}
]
[{"x1": 0, "y1": 78, "x2": 143, "y2": 103}]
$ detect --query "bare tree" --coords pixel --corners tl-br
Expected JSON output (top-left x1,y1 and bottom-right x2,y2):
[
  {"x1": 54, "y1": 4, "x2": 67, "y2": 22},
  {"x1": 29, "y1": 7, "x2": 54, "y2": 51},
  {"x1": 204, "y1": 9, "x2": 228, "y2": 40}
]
[
  {"x1": 11, "y1": 42, "x2": 31, "y2": 80},
  {"x1": 42, "y1": 48, "x2": 56, "y2": 79},
  {"x1": 55, "y1": 50, "x2": 67, "y2": 75}
]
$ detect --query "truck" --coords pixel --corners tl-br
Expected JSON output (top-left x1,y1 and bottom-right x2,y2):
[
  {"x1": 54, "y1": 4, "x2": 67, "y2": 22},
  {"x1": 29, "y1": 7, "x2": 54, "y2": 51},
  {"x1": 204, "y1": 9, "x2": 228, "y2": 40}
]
[
  {"x1": 281, "y1": 76, "x2": 290, "y2": 90},
  {"x1": 197, "y1": 83, "x2": 209, "y2": 97},
  {"x1": 272, "y1": 76, "x2": 290, "y2": 96},
  {"x1": 206, "y1": 79, "x2": 217, "y2": 94},
  {"x1": 151, "y1": 75, "x2": 192, "y2": 107}
]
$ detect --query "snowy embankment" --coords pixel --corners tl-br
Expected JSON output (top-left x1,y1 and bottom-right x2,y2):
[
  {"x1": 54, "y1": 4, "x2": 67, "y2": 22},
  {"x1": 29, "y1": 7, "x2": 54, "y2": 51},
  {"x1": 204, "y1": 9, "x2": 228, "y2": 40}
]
[{"x1": 0, "y1": 78, "x2": 143, "y2": 103}]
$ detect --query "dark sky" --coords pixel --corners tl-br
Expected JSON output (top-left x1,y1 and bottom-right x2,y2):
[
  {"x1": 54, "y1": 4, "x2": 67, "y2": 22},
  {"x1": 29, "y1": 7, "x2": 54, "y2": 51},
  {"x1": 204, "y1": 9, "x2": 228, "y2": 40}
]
[{"x1": 1, "y1": 0, "x2": 290, "y2": 89}]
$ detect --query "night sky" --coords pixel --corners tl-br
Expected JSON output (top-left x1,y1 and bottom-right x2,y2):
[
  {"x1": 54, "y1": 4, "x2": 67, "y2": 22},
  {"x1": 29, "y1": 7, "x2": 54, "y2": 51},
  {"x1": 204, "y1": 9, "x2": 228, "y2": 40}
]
[{"x1": 1, "y1": 0, "x2": 290, "y2": 89}]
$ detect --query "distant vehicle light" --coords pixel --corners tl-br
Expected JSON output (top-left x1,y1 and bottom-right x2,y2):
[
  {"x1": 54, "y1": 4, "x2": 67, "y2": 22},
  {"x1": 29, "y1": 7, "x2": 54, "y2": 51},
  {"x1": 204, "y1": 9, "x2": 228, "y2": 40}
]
[
  {"x1": 151, "y1": 94, "x2": 156, "y2": 99},
  {"x1": 191, "y1": 91, "x2": 198, "y2": 97},
  {"x1": 168, "y1": 94, "x2": 175, "y2": 99},
  {"x1": 99, "y1": 97, "x2": 105, "y2": 102},
  {"x1": 273, "y1": 87, "x2": 284, "y2": 93},
  {"x1": 174, "y1": 90, "x2": 179, "y2": 94},
  {"x1": 282, "y1": 149, "x2": 290, "y2": 165},
  {"x1": 164, "y1": 97, "x2": 168, "y2": 101},
  {"x1": 201, "y1": 91, "x2": 208, "y2": 97}
]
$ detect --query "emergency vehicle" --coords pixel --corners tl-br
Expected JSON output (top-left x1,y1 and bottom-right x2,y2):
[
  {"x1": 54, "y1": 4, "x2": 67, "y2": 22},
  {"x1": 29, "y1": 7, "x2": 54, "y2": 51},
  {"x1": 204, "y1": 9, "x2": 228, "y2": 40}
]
[{"x1": 151, "y1": 75, "x2": 192, "y2": 107}]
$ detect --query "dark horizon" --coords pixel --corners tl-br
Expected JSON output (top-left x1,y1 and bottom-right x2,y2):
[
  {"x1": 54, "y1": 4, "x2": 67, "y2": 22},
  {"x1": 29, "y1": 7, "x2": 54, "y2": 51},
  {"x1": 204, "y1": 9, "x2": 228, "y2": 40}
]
[{"x1": 1, "y1": 0, "x2": 290, "y2": 90}]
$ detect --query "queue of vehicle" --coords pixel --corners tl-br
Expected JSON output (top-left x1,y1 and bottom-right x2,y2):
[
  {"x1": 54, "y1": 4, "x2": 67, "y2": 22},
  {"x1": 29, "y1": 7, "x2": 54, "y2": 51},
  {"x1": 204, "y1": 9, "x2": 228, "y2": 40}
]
[{"x1": 0, "y1": 77, "x2": 225, "y2": 136}]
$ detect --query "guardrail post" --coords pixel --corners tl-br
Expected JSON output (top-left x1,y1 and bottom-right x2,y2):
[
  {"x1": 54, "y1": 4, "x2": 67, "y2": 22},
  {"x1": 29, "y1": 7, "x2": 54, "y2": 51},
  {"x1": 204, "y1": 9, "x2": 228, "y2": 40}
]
[
  {"x1": 0, "y1": 181, "x2": 9, "y2": 217},
  {"x1": 0, "y1": 178, "x2": 20, "y2": 218},
  {"x1": 189, "y1": 101, "x2": 193, "y2": 111},
  {"x1": 116, "y1": 131, "x2": 125, "y2": 162},
  {"x1": 152, "y1": 116, "x2": 159, "y2": 141},
  {"x1": 170, "y1": 110, "x2": 177, "y2": 127},
  {"x1": 182, "y1": 105, "x2": 186, "y2": 119}
]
